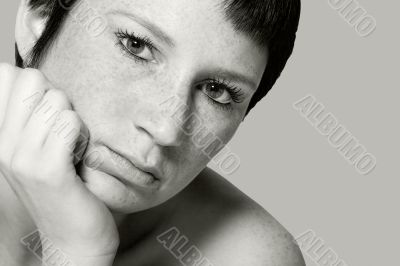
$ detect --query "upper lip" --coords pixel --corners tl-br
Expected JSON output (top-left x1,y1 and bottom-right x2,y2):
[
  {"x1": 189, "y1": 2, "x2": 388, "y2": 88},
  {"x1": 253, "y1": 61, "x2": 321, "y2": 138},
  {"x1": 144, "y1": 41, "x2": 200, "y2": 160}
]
[{"x1": 104, "y1": 145, "x2": 163, "y2": 181}]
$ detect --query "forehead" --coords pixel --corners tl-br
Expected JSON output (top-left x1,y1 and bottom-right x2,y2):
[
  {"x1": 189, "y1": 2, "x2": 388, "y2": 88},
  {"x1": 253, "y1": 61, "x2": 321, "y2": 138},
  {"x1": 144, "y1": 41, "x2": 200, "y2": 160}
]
[
  {"x1": 102, "y1": 0, "x2": 234, "y2": 36},
  {"x1": 86, "y1": 0, "x2": 267, "y2": 82}
]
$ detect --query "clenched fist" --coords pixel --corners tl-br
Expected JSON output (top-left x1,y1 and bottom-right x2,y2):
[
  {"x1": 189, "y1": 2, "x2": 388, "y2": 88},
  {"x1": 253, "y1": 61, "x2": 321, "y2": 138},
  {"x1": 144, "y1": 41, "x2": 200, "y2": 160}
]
[{"x1": 0, "y1": 63, "x2": 119, "y2": 266}]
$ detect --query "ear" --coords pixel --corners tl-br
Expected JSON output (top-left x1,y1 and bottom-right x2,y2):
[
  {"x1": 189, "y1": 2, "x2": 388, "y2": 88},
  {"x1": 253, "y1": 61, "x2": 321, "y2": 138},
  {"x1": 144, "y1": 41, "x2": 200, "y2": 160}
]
[{"x1": 15, "y1": 0, "x2": 47, "y2": 60}]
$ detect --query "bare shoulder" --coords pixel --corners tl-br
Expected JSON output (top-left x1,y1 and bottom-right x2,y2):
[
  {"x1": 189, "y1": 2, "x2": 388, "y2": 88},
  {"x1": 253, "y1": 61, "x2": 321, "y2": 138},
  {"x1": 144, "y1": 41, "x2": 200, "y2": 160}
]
[{"x1": 161, "y1": 168, "x2": 306, "y2": 266}]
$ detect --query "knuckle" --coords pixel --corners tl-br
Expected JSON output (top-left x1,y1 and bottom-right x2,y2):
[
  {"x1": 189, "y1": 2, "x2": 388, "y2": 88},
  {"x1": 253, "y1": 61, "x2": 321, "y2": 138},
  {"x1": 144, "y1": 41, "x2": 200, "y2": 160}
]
[
  {"x1": 0, "y1": 63, "x2": 15, "y2": 77},
  {"x1": 53, "y1": 110, "x2": 81, "y2": 139},
  {"x1": 22, "y1": 68, "x2": 45, "y2": 80},
  {"x1": 45, "y1": 89, "x2": 71, "y2": 110},
  {"x1": 59, "y1": 110, "x2": 80, "y2": 126},
  {"x1": 20, "y1": 68, "x2": 47, "y2": 90},
  {"x1": 10, "y1": 151, "x2": 34, "y2": 179}
]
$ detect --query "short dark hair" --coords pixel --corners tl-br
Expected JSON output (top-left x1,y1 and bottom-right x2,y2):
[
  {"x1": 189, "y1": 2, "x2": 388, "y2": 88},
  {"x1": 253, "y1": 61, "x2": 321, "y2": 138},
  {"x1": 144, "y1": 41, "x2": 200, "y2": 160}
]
[{"x1": 16, "y1": 0, "x2": 301, "y2": 115}]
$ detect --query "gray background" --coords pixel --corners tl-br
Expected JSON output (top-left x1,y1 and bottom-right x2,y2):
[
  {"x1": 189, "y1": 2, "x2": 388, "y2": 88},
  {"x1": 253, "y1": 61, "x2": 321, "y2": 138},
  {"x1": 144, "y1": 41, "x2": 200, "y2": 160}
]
[{"x1": 1, "y1": 1, "x2": 398, "y2": 265}]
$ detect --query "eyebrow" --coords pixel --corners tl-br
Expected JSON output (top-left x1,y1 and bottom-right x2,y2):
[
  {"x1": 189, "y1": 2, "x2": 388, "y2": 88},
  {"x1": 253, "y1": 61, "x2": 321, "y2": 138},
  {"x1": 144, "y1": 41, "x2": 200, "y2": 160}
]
[
  {"x1": 108, "y1": 10, "x2": 176, "y2": 48},
  {"x1": 213, "y1": 68, "x2": 258, "y2": 91}
]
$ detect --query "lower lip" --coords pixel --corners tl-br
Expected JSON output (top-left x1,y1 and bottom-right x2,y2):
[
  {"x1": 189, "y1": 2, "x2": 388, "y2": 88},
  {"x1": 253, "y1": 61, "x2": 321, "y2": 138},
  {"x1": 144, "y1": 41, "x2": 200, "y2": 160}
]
[
  {"x1": 77, "y1": 164, "x2": 140, "y2": 212},
  {"x1": 94, "y1": 146, "x2": 161, "y2": 190}
]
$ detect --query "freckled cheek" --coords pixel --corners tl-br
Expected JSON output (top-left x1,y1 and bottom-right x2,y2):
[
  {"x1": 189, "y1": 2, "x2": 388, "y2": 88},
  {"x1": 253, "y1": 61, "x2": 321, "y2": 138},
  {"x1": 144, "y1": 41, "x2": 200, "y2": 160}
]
[
  {"x1": 94, "y1": 54, "x2": 170, "y2": 107},
  {"x1": 182, "y1": 120, "x2": 239, "y2": 163},
  {"x1": 113, "y1": 68, "x2": 174, "y2": 105},
  {"x1": 61, "y1": 55, "x2": 157, "y2": 118},
  {"x1": 198, "y1": 109, "x2": 241, "y2": 141}
]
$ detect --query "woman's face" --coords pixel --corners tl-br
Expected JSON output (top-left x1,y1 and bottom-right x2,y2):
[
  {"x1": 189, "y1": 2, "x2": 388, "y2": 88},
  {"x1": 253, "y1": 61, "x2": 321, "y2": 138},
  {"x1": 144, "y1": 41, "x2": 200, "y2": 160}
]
[{"x1": 39, "y1": 0, "x2": 267, "y2": 213}]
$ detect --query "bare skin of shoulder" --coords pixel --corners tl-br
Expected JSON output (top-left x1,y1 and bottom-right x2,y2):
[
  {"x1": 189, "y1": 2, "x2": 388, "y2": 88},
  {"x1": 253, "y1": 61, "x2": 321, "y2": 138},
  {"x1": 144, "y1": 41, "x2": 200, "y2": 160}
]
[
  {"x1": 0, "y1": 167, "x2": 304, "y2": 266},
  {"x1": 114, "y1": 168, "x2": 305, "y2": 266}
]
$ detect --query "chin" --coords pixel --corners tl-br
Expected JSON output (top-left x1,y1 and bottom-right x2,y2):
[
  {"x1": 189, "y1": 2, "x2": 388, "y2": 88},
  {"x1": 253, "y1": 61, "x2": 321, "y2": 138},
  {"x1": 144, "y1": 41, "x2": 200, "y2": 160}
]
[{"x1": 77, "y1": 163, "x2": 160, "y2": 213}]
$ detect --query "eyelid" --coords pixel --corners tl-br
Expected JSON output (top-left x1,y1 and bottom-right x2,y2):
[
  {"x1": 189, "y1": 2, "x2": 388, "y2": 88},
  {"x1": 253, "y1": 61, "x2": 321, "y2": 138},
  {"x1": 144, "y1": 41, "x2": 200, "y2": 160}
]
[
  {"x1": 205, "y1": 77, "x2": 245, "y2": 104},
  {"x1": 205, "y1": 96, "x2": 234, "y2": 112},
  {"x1": 115, "y1": 29, "x2": 158, "y2": 63},
  {"x1": 107, "y1": 10, "x2": 176, "y2": 49},
  {"x1": 116, "y1": 29, "x2": 156, "y2": 50},
  {"x1": 203, "y1": 84, "x2": 231, "y2": 104}
]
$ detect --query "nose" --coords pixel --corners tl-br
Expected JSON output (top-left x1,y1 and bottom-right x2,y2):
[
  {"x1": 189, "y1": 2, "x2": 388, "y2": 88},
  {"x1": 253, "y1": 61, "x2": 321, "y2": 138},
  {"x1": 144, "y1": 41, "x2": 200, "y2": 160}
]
[{"x1": 133, "y1": 97, "x2": 189, "y2": 147}]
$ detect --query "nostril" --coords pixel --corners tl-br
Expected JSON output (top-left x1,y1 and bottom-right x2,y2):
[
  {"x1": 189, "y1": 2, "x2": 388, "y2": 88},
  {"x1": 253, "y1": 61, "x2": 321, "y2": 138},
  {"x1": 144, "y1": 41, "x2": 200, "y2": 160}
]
[{"x1": 131, "y1": 103, "x2": 188, "y2": 147}]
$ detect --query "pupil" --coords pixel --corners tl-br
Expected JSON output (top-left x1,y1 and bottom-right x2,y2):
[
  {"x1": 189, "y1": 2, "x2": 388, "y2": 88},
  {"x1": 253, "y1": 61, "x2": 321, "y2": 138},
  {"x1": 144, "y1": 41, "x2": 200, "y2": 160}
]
[
  {"x1": 207, "y1": 84, "x2": 223, "y2": 98},
  {"x1": 127, "y1": 39, "x2": 144, "y2": 52}
]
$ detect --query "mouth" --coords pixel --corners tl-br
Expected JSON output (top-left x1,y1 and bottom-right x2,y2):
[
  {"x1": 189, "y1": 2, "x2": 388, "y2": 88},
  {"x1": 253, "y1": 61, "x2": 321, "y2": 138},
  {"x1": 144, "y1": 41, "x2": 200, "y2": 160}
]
[{"x1": 95, "y1": 145, "x2": 162, "y2": 190}]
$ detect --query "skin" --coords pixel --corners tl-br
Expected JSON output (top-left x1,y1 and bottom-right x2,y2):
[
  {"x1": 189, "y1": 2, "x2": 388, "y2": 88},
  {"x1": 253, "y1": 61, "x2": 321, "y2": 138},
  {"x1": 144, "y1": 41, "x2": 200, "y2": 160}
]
[
  {"x1": 41, "y1": 0, "x2": 267, "y2": 213},
  {"x1": 0, "y1": 0, "x2": 305, "y2": 265}
]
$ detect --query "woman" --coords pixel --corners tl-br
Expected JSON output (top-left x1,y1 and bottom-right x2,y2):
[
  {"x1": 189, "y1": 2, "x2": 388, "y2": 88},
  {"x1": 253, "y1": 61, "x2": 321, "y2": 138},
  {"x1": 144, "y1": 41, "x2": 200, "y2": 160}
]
[{"x1": 0, "y1": 0, "x2": 303, "y2": 265}]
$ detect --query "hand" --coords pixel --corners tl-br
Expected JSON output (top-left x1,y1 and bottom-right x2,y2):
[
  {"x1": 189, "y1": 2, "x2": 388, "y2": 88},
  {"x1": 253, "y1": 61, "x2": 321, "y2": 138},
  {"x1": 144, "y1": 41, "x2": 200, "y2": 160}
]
[{"x1": 0, "y1": 64, "x2": 119, "y2": 265}]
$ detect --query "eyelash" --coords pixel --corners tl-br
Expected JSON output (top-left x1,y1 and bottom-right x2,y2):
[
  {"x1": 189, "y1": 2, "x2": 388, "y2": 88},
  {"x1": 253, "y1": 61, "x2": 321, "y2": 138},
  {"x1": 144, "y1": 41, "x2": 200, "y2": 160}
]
[
  {"x1": 201, "y1": 77, "x2": 245, "y2": 111},
  {"x1": 115, "y1": 29, "x2": 155, "y2": 63},
  {"x1": 114, "y1": 29, "x2": 245, "y2": 112}
]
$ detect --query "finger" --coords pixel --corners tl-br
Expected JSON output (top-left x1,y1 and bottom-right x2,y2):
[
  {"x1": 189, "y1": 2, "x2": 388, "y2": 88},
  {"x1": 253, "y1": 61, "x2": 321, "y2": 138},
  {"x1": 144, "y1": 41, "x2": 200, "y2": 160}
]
[
  {"x1": 23, "y1": 89, "x2": 72, "y2": 148},
  {"x1": 0, "y1": 64, "x2": 20, "y2": 127},
  {"x1": 44, "y1": 110, "x2": 90, "y2": 167},
  {"x1": 2, "y1": 68, "x2": 49, "y2": 138}
]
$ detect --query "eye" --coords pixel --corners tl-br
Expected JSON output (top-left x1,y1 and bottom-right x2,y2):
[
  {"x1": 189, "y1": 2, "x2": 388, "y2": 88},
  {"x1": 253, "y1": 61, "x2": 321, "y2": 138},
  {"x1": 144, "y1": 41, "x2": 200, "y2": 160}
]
[
  {"x1": 201, "y1": 83, "x2": 232, "y2": 104},
  {"x1": 199, "y1": 78, "x2": 245, "y2": 107},
  {"x1": 115, "y1": 30, "x2": 155, "y2": 62}
]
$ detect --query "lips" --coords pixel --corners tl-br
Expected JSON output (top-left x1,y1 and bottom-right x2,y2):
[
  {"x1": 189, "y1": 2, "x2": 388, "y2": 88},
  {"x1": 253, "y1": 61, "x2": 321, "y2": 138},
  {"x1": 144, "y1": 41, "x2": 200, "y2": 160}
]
[
  {"x1": 90, "y1": 145, "x2": 161, "y2": 190},
  {"x1": 107, "y1": 145, "x2": 163, "y2": 181}
]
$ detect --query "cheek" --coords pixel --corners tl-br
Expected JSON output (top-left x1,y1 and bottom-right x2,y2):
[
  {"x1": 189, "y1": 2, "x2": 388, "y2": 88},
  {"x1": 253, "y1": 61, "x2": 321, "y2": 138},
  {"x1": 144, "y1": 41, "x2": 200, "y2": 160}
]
[
  {"x1": 196, "y1": 100, "x2": 242, "y2": 142},
  {"x1": 183, "y1": 112, "x2": 241, "y2": 165}
]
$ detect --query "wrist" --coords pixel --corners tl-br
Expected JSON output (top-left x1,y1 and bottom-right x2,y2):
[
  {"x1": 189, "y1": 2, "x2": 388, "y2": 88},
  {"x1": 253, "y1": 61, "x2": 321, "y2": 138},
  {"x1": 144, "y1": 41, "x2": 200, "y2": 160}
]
[
  {"x1": 39, "y1": 233, "x2": 118, "y2": 266},
  {"x1": 41, "y1": 246, "x2": 117, "y2": 266},
  {"x1": 61, "y1": 254, "x2": 117, "y2": 266}
]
